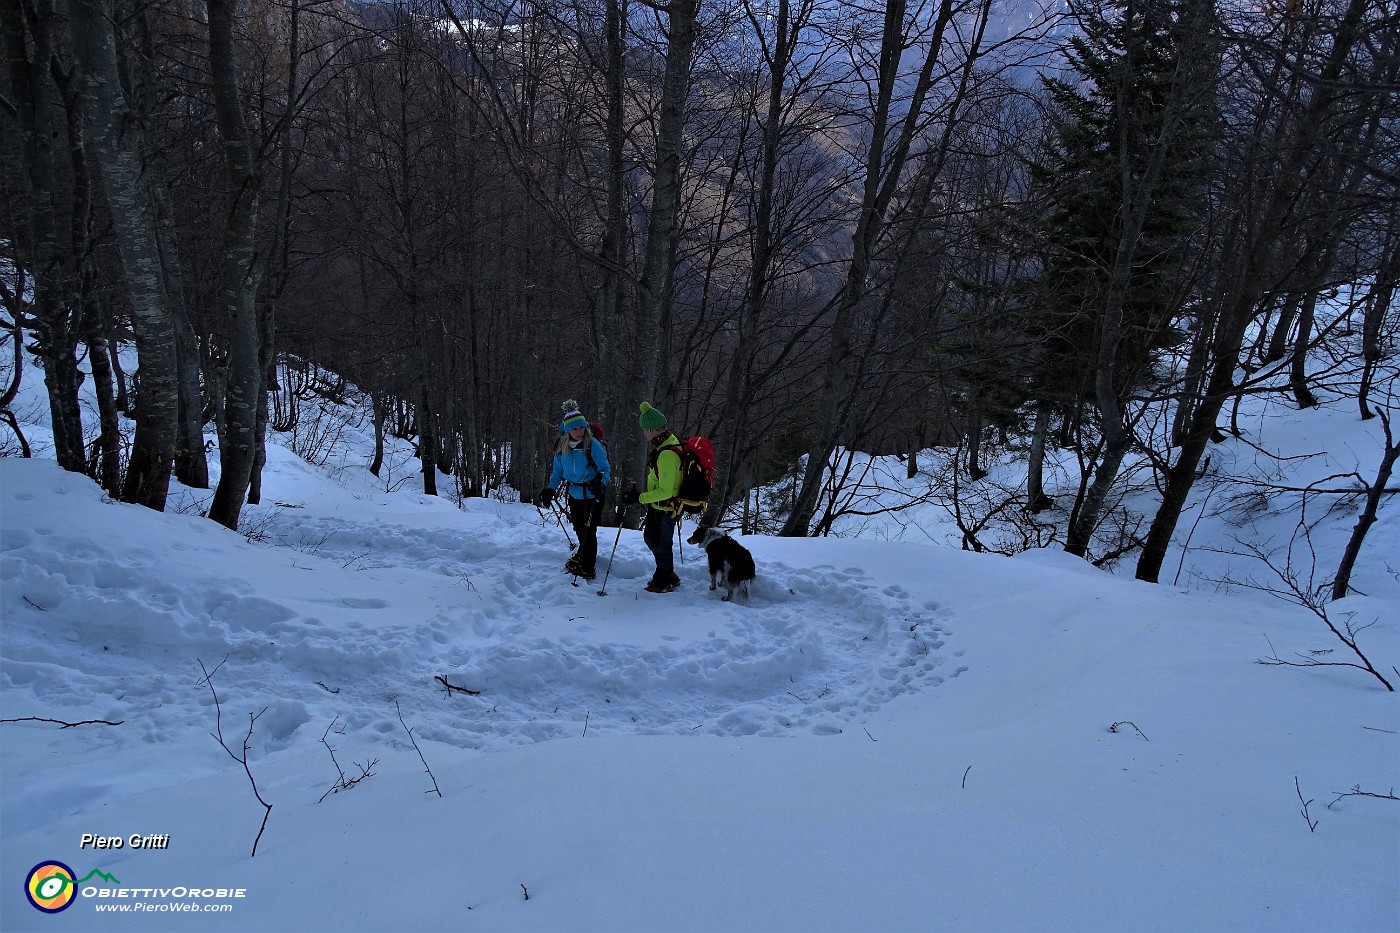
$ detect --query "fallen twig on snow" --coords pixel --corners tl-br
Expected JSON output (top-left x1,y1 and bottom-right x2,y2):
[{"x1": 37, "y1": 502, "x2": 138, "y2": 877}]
[
  {"x1": 1328, "y1": 785, "x2": 1399, "y2": 809},
  {"x1": 1, "y1": 716, "x2": 124, "y2": 728},
  {"x1": 1109, "y1": 721, "x2": 1150, "y2": 740},
  {"x1": 434, "y1": 675, "x2": 481, "y2": 696}
]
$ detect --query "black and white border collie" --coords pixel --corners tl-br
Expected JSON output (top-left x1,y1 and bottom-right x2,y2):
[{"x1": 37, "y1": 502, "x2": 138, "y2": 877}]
[{"x1": 686, "y1": 526, "x2": 756, "y2": 601}]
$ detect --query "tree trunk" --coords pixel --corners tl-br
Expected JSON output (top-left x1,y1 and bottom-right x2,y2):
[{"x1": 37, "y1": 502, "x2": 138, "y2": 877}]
[
  {"x1": 71, "y1": 0, "x2": 180, "y2": 510},
  {"x1": 1135, "y1": 293, "x2": 1254, "y2": 581},
  {"x1": 138, "y1": 9, "x2": 209, "y2": 490},
  {"x1": 172, "y1": 307, "x2": 209, "y2": 487},
  {"x1": 247, "y1": 303, "x2": 274, "y2": 505},
  {"x1": 370, "y1": 391, "x2": 387, "y2": 477},
  {"x1": 1064, "y1": 433, "x2": 1132, "y2": 557},
  {"x1": 1358, "y1": 226, "x2": 1398, "y2": 419},
  {"x1": 82, "y1": 282, "x2": 122, "y2": 494},
  {"x1": 781, "y1": 0, "x2": 957, "y2": 536},
  {"x1": 706, "y1": 0, "x2": 798, "y2": 526},
  {"x1": 965, "y1": 415, "x2": 987, "y2": 481},
  {"x1": 1066, "y1": 4, "x2": 1215, "y2": 557},
  {"x1": 419, "y1": 382, "x2": 438, "y2": 496},
  {"x1": 631, "y1": 0, "x2": 698, "y2": 430},
  {"x1": 1026, "y1": 403, "x2": 1053, "y2": 512},
  {"x1": 1262, "y1": 293, "x2": 1300, "y2": 364},
  {"x1": 250, "y1": 0, "x2": 302, "y2": 505},
  {"x1": 1331, "y1": 412, "x2": 1398, "y2": 601},
  {"x1": 3, "y1": 0, "x2": 86, "y2": 473},
  {"x1": 103, "y1": 293, "x2": 130, "y2": 413},
  {"x1": 1136, "y1": 0, "x2": 1377, "y2": 582},
  {"x1": 206, "y1": 0, "x2": 265, "y2": 530},
  {"x1": 597, "y1": 0, "x2": 628, "y2": 455},
  {"x1": 1171, "y1": 304, "x2": 1216, "y2": 447},
  {"x1": 1288, "y1": 287, "x2": 1319, "y2": 409}
]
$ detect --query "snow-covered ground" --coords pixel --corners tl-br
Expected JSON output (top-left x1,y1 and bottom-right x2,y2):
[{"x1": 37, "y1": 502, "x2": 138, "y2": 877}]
[{"x1": 2, "y1": 362, "x2": 1397, "y2": 931}]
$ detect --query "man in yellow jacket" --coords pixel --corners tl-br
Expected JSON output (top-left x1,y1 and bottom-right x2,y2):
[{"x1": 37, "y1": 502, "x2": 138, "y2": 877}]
[{"x1": 624, "y1": 401, "x2": 683, "y2": 593}]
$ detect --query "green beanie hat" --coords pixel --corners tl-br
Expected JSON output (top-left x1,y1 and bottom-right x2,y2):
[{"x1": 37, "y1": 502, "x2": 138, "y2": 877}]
[{"x1": 638, "y1": 401, "x2": 667, "y2": 431}]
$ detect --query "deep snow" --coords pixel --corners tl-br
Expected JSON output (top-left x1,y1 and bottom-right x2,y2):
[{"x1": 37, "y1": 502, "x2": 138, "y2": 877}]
[{"x1": 1, "y1": 376, "x2": 1397, "y2": 931}]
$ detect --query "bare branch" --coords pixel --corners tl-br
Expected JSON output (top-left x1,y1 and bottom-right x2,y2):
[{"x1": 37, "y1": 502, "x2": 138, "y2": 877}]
[
  {"x1": 1296, "y1": 776, "x2": 1319, "y2": 833},
  {"x1": 1231, "y1": 543, "x2": 1393, "y2": 691},
  {"x1": 395, "y1": 699, "x2": 442, "y2": 798},
  {"x1": 1, "y1": 716, "x2": 124, "y2": 728},
  {"x1": 1108, "y1": 721, "x2": 1150, "y2": 740},
  {"x1": 434, "y1": 675, "x2": 481, "y2": 697},
  {"x1": 318, "y1": 719, "x2": 378, "y2": 803},
  {"x1": 1327, "y1": 785, "x2": 1399, "y2": 810},
  {"x1": 197, "y1": 659, "x2": 274, "y2": 856}
]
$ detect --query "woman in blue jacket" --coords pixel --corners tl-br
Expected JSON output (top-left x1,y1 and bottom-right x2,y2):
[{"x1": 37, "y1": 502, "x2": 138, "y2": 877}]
[{"x1": 539, "y1": 401, "x2": 610, "y2": 579}]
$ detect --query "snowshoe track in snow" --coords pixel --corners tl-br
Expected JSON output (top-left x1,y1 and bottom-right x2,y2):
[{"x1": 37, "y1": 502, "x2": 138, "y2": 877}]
[{"x1": 2, "y1": 479, "x2": 958, "y2": 757}]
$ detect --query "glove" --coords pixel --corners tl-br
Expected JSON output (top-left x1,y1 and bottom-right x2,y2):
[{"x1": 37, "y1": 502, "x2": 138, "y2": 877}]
[
  {"x1": 587, "y1": 478, "x2": 605, "y2": 500},
  {"x1": 622, "y1": 484, "x2": 640, "y2": 506},
  {"x1": 538, "y1": 486, "x2": 554, "y2": 507}
]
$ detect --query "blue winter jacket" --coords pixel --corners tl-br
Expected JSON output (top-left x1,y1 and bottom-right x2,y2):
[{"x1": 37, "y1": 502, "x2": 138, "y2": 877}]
[{"x1": 548, "y1": 438, "x2": 611, "y2": 500}]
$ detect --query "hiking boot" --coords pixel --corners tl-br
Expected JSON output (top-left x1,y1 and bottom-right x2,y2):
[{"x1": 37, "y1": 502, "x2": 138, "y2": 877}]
[
  {"x1": 574, "y1": 568, "x2": 596, "y2": 581},
  {"x1": 645, "y1": 574, "x2": 679, "y2": 593},
  {"x1": 565, "y1": 557, "x2": 583, "y2": 573}
]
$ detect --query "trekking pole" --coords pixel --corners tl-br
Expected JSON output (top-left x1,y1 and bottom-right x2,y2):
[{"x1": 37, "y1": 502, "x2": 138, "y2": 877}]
[
  {"x1": 596, "y1": 503, "x2": 627, "y2": 596},
  {"x1": 548, "y1": 496, "x2": 575, "y2": 550}
]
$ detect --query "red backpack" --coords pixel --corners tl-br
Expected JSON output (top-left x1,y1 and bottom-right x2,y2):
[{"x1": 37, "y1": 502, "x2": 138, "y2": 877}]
[
  {"x1": 585, "y1": 422, "x2": 607, "y2": 473},
  {"x1": 667, "y1": 435, "x2": 715, "y2": 514}
]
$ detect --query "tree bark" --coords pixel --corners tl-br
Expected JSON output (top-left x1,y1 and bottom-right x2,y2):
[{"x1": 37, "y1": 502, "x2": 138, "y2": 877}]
[
  {"x1": 1331, "y1": 411, "x2": 1398, "y2": 601},
  {"x1": 130, "y1": 0, "x2": 209, "y2": 490},
  {"x1": 597, "y1": 0, "x2": 628, "y2": 456},
  {"x1": 82, "y1": 281, "x2": 122, "y2": 493},
  {"x1": 1026, "y1": 403, "x2": 1053, "y2": 512},
  {"x1": 370, "y1": 391, "x2": 387, "y2": 478},
  {"x1": 3, "y1": 0, "x2": 86, "y2": 473},
  {"x1": 206, "y1": 0, "x2": 265, "y2": 530},
  {"x1": 1358, "y1": 225, "x2": 1398, "y2": 420},
  {"x1": 631, "y1": 0, "x2": 698, "y2": 433},
  {"x1": 71, "y1": 0, "x2": 180, "y2": 510}
]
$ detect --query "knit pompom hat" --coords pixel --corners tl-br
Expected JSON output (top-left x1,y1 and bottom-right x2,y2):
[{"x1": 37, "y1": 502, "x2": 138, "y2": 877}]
[
  {"x1": 638, "y1": 401, "x2": 667, "y2": 431},
  {"x1": 560, "y1": 399, "x2": 588, "y2": 434}
]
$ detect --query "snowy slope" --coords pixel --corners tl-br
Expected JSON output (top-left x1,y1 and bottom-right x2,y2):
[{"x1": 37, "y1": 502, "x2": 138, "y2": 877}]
[{"x1": 2, "y1": 437, "x2": 1397, "y2": 931}]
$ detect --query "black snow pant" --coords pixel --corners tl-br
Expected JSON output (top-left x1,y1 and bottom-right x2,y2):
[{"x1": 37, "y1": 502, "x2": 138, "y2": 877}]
[
  {"x1": 642, "y1": 506, "x2": 677, "y2": 585},
  {"x1": 568, "y1": 494, "x2": 605, "y2": 572}
]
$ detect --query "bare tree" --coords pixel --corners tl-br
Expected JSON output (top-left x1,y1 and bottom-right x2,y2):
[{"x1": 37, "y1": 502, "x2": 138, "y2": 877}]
[
  {"x1": 1331, "y1": 406, "x2": 1399, "y2": 602},
  {"x1": 70, "y1": 0, "x2": 181, "y2": 510},
  {"x1": 206, "y1": 0, "x2": 267, "y2": 530},
  {"x1": 3, "y1": 0, "x2": 86, "y2": 473},
  {"x1": 1136, "y1": 0, "x2": 1397, "y2": 582}
]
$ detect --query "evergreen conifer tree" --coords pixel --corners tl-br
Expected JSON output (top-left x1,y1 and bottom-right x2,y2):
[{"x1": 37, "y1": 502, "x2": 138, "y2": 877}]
[{"x1": 1026, "y1": 0, "x2": 1216, "y2": 554}]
